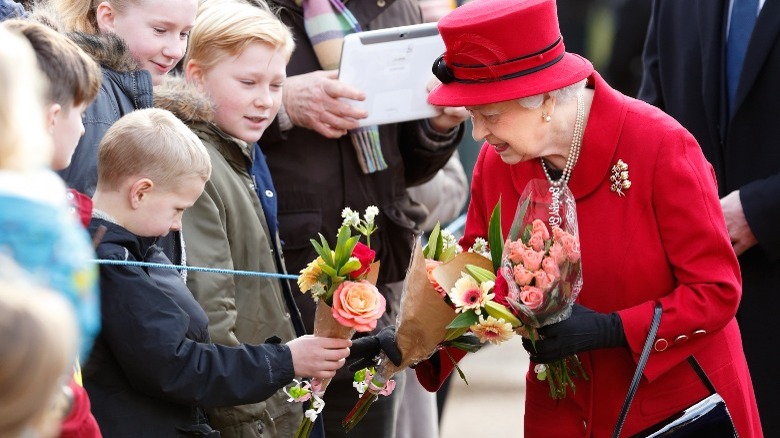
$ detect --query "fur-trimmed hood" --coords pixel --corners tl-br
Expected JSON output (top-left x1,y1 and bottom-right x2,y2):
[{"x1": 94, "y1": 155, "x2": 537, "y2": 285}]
[
  {"x1": 68, "y1": 32, "x2": 141, "y2": 73},
  {"x1": 154, "y1": 76, "x2": 214, "y2": 125}
]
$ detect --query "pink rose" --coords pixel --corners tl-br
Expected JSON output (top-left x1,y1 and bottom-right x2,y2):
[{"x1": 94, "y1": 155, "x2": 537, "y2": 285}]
[
  {"x1": 528, "y1": 232, "x2": 546, "y2": 252},
  {"x1": 534, "y1": 270, "x2": 553, "y2": 290},
  {"x1": 548, "y1": 242, "x2": 566, "y2": 265},
  {"x1": 560, "y1": 234, "x2": 581, "y2": 263},
  {"x1": 531, "y1": 219, "x2": 550, "y2": 240},
  {"x1": 552, "y1": 227, "x2": 567, "y2": 242},
  {"x1": 513, "y1": 264, "x2": 534, "y2": 286},
  {"x1": 521, "y1": 248, "x2": 544, "y2": 271},
  {"x1": 506, "y1": 240, "x2": 526, "y2": 264},
  {"x1": 331, "y1": 280, "x2": 386, "y2": 332},
  {"x1": 349, "y1": 242, "x2": 376, "y2": 279},
  {"x1": 425, "y1": 259, "x2": 446, "y2": 297},
  {"x1": 519, "y1": 285, "x2": 545, "y2": 310},
  {"x1": 541, "y1": 256, "x2": 560, "y2": 278}
]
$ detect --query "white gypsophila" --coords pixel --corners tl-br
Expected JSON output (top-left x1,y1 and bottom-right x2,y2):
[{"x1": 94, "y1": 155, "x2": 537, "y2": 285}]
[
  {"x1": 353, "y1": 381, "x2": 368, "y2": 395},
  {"x1": 311, "y1": 283, "x2": 327, "y2": 300},
  {"x1": 534, "y1": 364, "x2": 547, "y2": 374},
  {"x1": 441, "y1": 230, "x2": 461, "y2": 253},
  {"x1": 364, "y1": 205, "x2": 379, "y2": 224},
  {"x1": 469, "y1": 237, "x2": 490, "y2": 258},
  {"x1": 342, "y1": 208, "x2": 360, "y2": 227}
]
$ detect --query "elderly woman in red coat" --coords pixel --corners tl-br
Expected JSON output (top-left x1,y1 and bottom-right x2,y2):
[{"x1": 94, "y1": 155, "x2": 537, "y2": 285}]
[{"x1": 414, "y1": 0, "x2": 764, "y2": 436}]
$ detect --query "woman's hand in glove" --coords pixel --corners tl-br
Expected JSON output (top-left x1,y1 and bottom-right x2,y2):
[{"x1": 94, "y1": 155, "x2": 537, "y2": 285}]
[
  {"x1": 522, "y1": 303, "x2": 627, "y2": 363},
  {"x1": 347, "y1": 326, "x2": 402, "y2": 371}
]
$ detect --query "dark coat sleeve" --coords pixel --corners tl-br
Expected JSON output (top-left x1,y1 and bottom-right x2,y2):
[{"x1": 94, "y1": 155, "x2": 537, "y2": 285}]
[
  {"x1": 96, "y1": 250, "x2": 295, "y2": 409},
  {"x1": 637, "y1": 0, "x2": 664, "y2": 108},
  {"x1": 399, "y1": 120, "x2": 464, "y2": 187}
]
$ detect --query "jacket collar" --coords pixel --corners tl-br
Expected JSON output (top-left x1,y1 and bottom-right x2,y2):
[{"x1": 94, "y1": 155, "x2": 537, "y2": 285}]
[
  {"x1": 510, "y1": 72, "x2": 624, "y2": 201},
  {"x1": 90, "y1": 218, "x2": 159, "y2": 259},
  {"x1": 734, "y1": 0, "x2": 780, "y2": 114}
]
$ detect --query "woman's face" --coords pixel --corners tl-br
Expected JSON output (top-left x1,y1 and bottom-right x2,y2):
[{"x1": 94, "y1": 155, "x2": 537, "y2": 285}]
[
  {"x1": 97, "y1": 0, "x2": 198, "y2": 85},
  {"x1": 467, "y1": 100, "x2": 551, "y2": 165}
]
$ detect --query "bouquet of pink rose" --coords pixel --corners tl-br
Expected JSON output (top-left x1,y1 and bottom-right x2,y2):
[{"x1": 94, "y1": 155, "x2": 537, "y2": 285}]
[
  {"x1": 493, "y1": 179, "x2": 588, "y2": 399},
  {"x1": 289, "y1": 207, "x2": 386, "y2": 437}
]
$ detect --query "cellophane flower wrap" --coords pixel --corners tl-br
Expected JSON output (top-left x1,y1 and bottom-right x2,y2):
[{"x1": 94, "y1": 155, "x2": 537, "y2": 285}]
[
  {"x1": 343, "y1": 223, "x2": 521, "y2": 432},
  {"x1": 291, "y1": 207, "x2": 385, "y2": 437},
  {"x1": 498, "y1": 179, "x2": 588, "y2": 399}
]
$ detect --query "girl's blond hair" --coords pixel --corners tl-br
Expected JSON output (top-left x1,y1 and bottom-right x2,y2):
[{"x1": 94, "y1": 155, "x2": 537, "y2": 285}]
[
  {"x1": 97, "y1": 108, "x2": 211, "y2": 191},
  {"x1": 0, "y1": 26, "x2": 52, "y2": 171},
  {"x1": 47, "y1": 0, "x2": 139, "y2": 34},
  {"x1": 185, "y1": 0, "x2": 294, "y2": 73},
  {"x1": 0, "y1": 260, "x2": 78, "y2": 438}
]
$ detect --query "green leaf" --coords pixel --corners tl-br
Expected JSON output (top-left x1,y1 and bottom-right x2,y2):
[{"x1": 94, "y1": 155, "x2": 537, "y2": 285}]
[
  {"x1": 441, "y1": 244, "x2": 457, "y2": 262},
  {"x1": 424, "y1": 223, "x2": 441, "y2": 259},
  {"x1": 334, "y1": 225, "x2": 351, "y2": 266},
  {"x1": 464, "y1": 264, "x2": 496, "y2": 283},
  {"x1": 338, "y1": 258, "x2": 362, "y2": 276},
  {"x1": 509, "y1": 197, "x2": 530, "y2": 241},
  {"x1": 319, "y1": 262, "x2": 338, "y2": 278},
  {"x1": 443, "y1": 326, "x2": 470, "y2": 342},
  {"x1": 442, "y1": 333, "x2": 484, "y2": 353},
  {"x1": 443, "y1": 348, "x2": 469, "y2": 385},
  {"x1": 488, "y1": 199, "x2": 503, "y2": 273},
  {"x1": 446, "y1": 311, "x2": 480, "y2": 329}
]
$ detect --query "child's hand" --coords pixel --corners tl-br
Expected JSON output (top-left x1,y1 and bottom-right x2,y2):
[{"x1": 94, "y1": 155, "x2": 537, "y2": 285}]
[{"x1": 287, "y1": 335, "x2": 352, "y2": 379}]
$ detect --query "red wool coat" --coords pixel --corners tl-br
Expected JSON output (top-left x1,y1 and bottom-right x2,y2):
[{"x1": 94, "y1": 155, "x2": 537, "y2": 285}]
[{"x1": 416, "y1": 74, "x2": 762, "y2": 437}]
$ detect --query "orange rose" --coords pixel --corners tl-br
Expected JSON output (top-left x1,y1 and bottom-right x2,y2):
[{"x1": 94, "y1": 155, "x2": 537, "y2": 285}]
[
  {"x1": 541, "y1": 256, "x2": 560, "y2": 278},
  {"x1": 506, "y1": 240, "x2": 526, "y2": 264},
  {"x1": 425, "y1": 259, "x2": 446, "y2": 297},
  {"x1": 331, "y1": 280, "x2": 386, "y2": 332}
]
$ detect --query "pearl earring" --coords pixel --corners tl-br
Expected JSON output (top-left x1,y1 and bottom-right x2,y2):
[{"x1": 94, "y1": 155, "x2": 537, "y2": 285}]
[{"x1": 542, "y1": 112, "x2": 552, "y2": 123}]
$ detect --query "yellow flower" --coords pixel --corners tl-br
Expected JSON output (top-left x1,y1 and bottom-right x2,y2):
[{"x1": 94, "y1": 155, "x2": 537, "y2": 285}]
[
  {"x1": 448, "y1": 273, "x2": 494, "y2": 314},
  {"x1": 298, "y1": 257, "x2": 323, "y2": 292},
  {"x1": 471, "y1": 315, "x2": 514, "y2": 345}
]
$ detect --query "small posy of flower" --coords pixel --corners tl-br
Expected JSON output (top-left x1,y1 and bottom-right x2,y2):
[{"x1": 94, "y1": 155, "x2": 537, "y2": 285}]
[
  {"x1": 283, "y1": 379, "x2": 312, "y2": 403},
  {"x1": 310, "y1": 283, "x2": 327, "y2": 301},
  {"x1": 298, "y1": 257, "x2": 324, "y2": 292},
  {"x1": 470, "y1": 315, "x2": 514, "y2": 345},
  {"x1": 449, "y1": 273, "x2": 494, "y2": 314}
]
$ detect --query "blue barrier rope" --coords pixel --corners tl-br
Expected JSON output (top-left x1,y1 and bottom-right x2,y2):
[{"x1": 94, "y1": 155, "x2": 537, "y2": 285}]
[{"x1": 92, "y1": 259, "x2": 299, "y2": 280}]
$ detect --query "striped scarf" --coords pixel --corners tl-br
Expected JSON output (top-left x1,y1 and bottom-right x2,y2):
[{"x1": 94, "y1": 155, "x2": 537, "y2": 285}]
[{"x1": 302, "y1": 0, "x2": 388, "y2": 173}]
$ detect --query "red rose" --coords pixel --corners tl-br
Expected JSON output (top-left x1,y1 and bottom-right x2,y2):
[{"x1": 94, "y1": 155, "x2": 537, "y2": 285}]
[
  {"x1": 493, "y1": 267, "x2": 510, "y2": 307},
  {"x1": 349, "y1": 242, "x2": 375, "y2": 279}
]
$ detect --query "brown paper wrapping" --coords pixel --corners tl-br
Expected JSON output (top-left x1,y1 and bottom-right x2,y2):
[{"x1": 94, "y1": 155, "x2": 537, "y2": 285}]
[{"x1": 311, "y1": 261, "x2": 380, "y2": 391}]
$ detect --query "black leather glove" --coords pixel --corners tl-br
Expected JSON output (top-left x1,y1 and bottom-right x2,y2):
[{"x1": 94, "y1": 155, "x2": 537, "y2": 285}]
[
  {"x1": 347, "y1": 326, "x2": 402, "y2": 372},
  {"x1": 522, "y1": 303, "x2": 627, "y2": 363}
]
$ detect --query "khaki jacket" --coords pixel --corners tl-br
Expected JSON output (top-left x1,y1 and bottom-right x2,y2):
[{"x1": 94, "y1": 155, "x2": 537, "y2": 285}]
[{"x1": 156, "y1": 79, "x2": 303, "y2": 437}]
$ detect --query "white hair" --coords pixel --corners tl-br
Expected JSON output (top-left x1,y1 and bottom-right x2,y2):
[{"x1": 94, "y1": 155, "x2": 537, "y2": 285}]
[{"x1": 517, "y1": 79, "x2": 588, "y2": 109}]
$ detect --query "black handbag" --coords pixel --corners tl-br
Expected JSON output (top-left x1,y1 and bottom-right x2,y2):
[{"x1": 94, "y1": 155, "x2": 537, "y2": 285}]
[{"x1": 612, "y1": 304, "x2": 738, "y2": 438}]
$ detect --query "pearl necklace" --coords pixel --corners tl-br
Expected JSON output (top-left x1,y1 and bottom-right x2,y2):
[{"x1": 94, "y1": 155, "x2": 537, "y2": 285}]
[{"x1": 541, "y1": 92, "x2": 584, "y2": 187}]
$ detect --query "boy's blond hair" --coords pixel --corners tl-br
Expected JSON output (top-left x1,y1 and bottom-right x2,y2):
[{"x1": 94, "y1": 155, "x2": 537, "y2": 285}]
[
  {"x1": 0, "y1": 26, "x2": 52, "y2": 171},
  {"x1": 97, "y1": 108, "x2": 211, "y2": 191},
  {"x1": 0, "y1": 260, "x2": 77, "y2": 438},
  {"x1": 184, "y1": 0, "x2": 294, "y2": 73},
  {"x1": 3, "y1": 20, "x2": 101, "y2": 108}
]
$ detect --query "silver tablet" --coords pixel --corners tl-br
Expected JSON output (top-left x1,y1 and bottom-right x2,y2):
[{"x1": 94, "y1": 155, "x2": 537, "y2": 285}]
[{"x1": 338, "y1": 22, "x2": 445, "y2": 127}]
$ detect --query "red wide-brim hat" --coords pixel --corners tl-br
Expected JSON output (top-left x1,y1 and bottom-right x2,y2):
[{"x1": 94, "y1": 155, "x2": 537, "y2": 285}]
[{"x1": 428, "y1": 0, "x2": 594, "y2": 107}]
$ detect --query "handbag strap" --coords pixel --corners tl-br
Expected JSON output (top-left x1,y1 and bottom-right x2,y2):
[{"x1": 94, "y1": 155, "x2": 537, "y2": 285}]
[
  {"x1": 613, "y1": 305, "x2": 720, "y2": 438},
  {"x1": 612, "y1": 303, "x2": 663, "y2": 438},
  {"x1": 687, "y1": 356, "x2": 717, "y2": 395}
]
